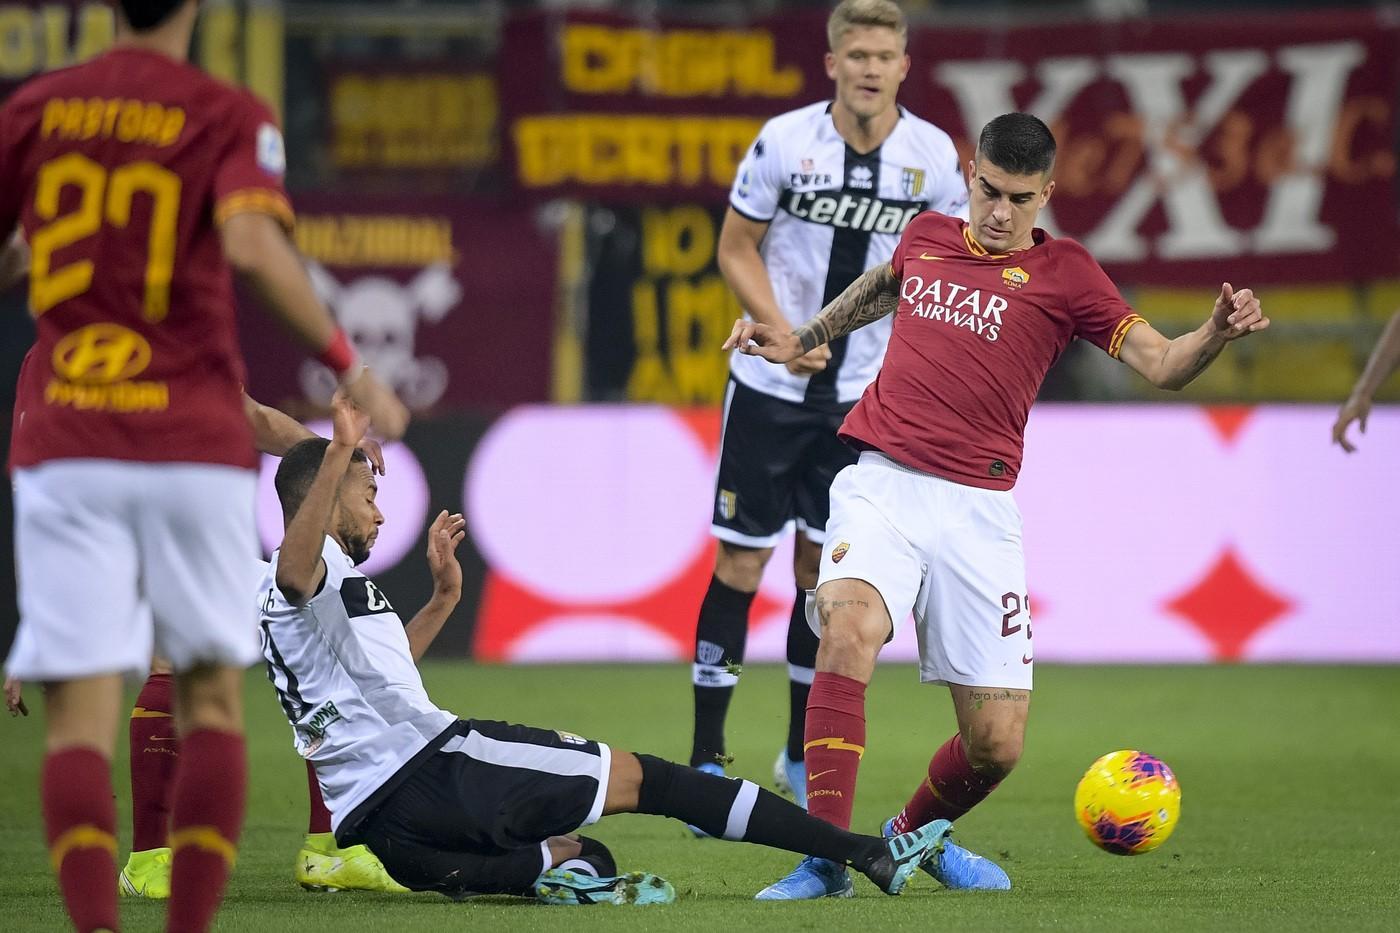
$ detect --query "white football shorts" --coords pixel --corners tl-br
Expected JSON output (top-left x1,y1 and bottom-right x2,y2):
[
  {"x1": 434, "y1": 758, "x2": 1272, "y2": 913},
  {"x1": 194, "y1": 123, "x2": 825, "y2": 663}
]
[
  {"x1": 7, "y1": 459, "x2": 262, "y2": 681},
  {"x1": 809, "y1": 451, "x2": 1034, "y2": 690}
]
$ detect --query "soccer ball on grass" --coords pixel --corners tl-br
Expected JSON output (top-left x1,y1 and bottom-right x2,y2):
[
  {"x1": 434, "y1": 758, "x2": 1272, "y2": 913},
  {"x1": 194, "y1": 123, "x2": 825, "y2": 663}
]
[{"x1": 1074, "y1": 749, "x2": 1181, "y2": 855}]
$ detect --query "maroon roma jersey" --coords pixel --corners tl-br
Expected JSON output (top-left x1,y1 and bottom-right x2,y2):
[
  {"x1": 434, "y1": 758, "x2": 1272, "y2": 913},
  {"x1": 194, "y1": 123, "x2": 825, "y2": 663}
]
[
  {"x1": 0, "y1": 47, "x2": 296, "y2": 470},
  {"x1": 839, "y1": 211, "x2": 1146, "y2": 490}
]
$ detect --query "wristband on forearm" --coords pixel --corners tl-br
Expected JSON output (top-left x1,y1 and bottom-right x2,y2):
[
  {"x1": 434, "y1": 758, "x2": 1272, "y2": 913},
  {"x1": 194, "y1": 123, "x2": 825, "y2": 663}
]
[{"x1": 316, "y1": 329, "x2": 362, "y2": 381}]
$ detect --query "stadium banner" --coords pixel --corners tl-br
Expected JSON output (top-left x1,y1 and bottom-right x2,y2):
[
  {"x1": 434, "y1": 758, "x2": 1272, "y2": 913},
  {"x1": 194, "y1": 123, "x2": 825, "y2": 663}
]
[
  {"x1": 584, "y1": 203, "x2": 737, "y2": 404},
  {"x1": 237, "y1": 193, "x2": 558, "y2": 414},
  {"x1": 500, "y1": 8, "x2": 1400, "y2": 286},
  {"x1": 463, "y1": 403, "x2": 1400, "y2": 665},
  {"x1": 321, "y1": 63, "x2": 499, "y2": 176},
  {"x1": 0, "y1": 1, "x2": 112, "y2": 92}
]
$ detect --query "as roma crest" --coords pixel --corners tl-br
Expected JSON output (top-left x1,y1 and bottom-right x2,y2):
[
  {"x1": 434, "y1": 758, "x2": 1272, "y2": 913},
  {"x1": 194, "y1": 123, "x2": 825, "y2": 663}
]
[
  {"x1": 831, "y1": 541, "x2": 850, "y2": 563},
  {"x1": 1002, "y1": 266, "x2": 1030, "y2": 289}
]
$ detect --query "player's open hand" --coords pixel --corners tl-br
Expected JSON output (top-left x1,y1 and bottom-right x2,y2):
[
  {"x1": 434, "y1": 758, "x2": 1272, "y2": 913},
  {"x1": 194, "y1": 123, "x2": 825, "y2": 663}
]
[
  {"x1": 722, "y1": 319, "x2": 804, "y2": 364},
  {"x1": 4, "y1": 677, "x2": 27, "y2": 717},
  {"x1": 1211, "y1": 282, "x2": 1269, "y2": 341},
  {"x1": 329, "y1": 389, "x2": 370, "y2": 450},
  {"x1": 785, "y1": 344, "x2": 831, "y2": 376},
  {"x1": 426, "y1": 509, "x2": 466, "y2": 598},
  {"x1": 360, "y1": 438, "x2": 387, "y2": 476},
  {"x1": 344, "y1": 368, "x2": 410, "y2": 441},
  {"x1": 1332, "y1": 394, "x2": 1370, "y2": 453}
]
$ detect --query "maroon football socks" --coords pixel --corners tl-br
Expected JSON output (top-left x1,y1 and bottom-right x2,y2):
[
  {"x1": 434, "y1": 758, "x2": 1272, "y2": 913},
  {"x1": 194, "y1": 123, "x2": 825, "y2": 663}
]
[
  {"x1": 167, "y1": 729, "x2": 245, "y2": 932},
  {"x1": 43, "y1": 747, "x2": 119, "y2": 932},
  {"x1": 801, "y1": 672, "x2": 867, "y2": 829},
  {"x1": 129, "y1": 673, "x2": 178, "y2": 853},
  {"x1": 305, "y1": 760, "x2": 332, "y2": 835},
  {"x1": 890, "y1": 732, "x2": 1003, "y2": 834}
]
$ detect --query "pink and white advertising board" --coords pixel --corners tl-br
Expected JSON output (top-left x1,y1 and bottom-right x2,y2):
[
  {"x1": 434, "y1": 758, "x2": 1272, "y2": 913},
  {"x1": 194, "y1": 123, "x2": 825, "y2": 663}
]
[{"x1": 465, "y1": 404, "x2": 1400, "y2": 665}]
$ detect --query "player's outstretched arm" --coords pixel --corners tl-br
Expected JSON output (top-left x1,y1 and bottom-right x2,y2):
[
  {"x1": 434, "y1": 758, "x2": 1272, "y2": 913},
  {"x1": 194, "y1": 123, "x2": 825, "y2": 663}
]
[
  {"x1": 222, "y1": 212, "x2": 410, "y2": 439},
  {"x1": 722, "y1": 263, "x2": 901, "y2": 364},
  {"x1": 1333, "y1": 309, "x2": 1400, "y2": 453},
  {"x1": 275, "y1": 391, "x2": 368, "y2": 605},
  {"x1": 794, "y1": 262, "x2": 902, "y2": 352},
  {"x1": 243, "y1": 392, "x2": 315, "y2": 456},
  {"x1": 1118, "y1": 282, "x2": 1269, "y2": 391},
  {"x1": 717, "y1": 209, "x2": 830, "y2": 375},
  {"x1": 242, "y1": 392, "x2": 386, "y2": 473},
  {"x1": 404, "y1": 510, "x2": 466, "y2": 661}
]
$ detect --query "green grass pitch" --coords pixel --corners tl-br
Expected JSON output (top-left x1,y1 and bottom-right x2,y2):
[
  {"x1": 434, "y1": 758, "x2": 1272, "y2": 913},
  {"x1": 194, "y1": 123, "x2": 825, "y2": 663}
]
[{"x1": 1, "y1": 663, "x2": 1397, "y2": 931}]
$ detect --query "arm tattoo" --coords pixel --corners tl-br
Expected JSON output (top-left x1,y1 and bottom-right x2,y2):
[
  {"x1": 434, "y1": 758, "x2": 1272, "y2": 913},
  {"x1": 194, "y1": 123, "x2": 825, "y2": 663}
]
[
  {"x1": 1184, "y1": 343, "x2": 1223, "y2": 381},
  {"x1": 793, "y1": 263, "x2": 901, "y2": 353}
]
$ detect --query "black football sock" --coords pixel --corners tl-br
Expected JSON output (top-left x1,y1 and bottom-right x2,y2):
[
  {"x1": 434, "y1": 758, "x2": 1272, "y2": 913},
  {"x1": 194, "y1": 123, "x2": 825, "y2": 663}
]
[
  {"x1": 786, "y1": 585, "x2": 819, "y2": 763},
  {"x1": 555, "y1": 836, "x2": 616, "y2": 879},
  {"x1": 690, "y1": 576, "x2": 755, "y2": 767},
  {"x1": 634, "y1": 754, "x2": 885, "y2": 871}
]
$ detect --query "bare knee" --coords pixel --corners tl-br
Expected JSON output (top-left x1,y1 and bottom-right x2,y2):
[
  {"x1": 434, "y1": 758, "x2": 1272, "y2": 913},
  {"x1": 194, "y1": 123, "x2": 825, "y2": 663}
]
[
  {"x1": 813, "y1": 585, "x2": 889, "y2": 682},
  {"x1": 174, "y1": 664, "x2": 244, "y2": 734},
  {"x1": 714, "y1": 542, "x2": 772, "y2": 593},
  {"x1": 962, "y1": 729, "x2": 1023, "y2": 778}
]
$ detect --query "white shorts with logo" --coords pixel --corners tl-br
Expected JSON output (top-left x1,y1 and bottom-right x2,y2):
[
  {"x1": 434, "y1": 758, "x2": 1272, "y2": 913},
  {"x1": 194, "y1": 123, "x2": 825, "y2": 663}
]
[
  {"x1": 810, "y1": 452, "x2": 1033, "y2": 689},
  {"x1": 6, "y1": 459, "x2": 262, "y2": 681}
]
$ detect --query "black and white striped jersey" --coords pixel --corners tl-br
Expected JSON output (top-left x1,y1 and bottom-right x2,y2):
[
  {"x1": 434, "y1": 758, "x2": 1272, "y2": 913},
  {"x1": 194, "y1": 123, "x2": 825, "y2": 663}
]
[
  {"x1": 728, "y1": 100, "x2": 969, "y2": 407},
  {"x1": 256, "y1": 536, "x2": 456, "y2": 835}
]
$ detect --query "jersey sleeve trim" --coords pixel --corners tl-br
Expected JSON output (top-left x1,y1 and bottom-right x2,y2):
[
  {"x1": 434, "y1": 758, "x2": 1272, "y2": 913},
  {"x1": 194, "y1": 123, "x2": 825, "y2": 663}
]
[
  {"x1": 729, "y1": 198, "x2": 774, "y2": 223},
  {"x1": 1107, "y1": 314, "x2": 1148, "y2": 358},
  {"x1": 215, "y1": 188, "x2": 294, "y2": 231}
]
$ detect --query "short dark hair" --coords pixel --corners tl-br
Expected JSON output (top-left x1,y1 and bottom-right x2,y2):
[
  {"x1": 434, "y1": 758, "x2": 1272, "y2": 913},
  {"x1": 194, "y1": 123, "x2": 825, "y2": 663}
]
[
  {"x1": 275, "y1": 438, "x2": 369, "y2": 521},
  {"x1": 976, "y1": 113, "x2": 1057, "y2": 177},
  {"x1": 119, "y1": 1, "x2": 188, "y2": 31}
]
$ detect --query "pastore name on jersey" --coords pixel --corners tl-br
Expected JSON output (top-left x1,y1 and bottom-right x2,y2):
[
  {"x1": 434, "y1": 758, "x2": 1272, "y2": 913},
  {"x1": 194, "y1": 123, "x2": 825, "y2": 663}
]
[
  {"x1": 900, "y1": 273, "x2": 1009, "y2": 342},
  {"x1": 782, "y1": 190, "x2": 924, "y2": 234}
]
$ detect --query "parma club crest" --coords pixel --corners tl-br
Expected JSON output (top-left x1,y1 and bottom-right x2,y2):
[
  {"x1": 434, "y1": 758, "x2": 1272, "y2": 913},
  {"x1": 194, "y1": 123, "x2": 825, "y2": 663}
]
[{"x1": 901, "y1": 167, "x2": 926, "y2": 199}]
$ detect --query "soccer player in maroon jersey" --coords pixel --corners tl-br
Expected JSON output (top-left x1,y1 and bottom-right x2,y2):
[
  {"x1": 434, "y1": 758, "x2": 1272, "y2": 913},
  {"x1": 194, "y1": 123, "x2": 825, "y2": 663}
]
[
  {"x1": 728, "y1": 113, "x2": 1269, "y2": 899},
  {"x1": 0, "y1": 2, "x2": 407, "y2": 930}
]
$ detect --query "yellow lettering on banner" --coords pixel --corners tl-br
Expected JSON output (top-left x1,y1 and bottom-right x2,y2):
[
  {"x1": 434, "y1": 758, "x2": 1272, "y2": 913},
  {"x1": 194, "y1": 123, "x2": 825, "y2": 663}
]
[
  {"x1": 626, "y1": 206, "x2": 737, "y2": 404},
  {"x1": 1330, "y1": 97, "x2": 1396, "y2": 183},
  {"x1": 294, "y1": 215, "x2": 455, "y2": 268},
  {"x1": 642, "y1": 206, "x2": 714, "y2": 277},
  {"x1": 330, "y1": 73, "x2": 497, "y2": 170},
  {"x1": 0, "y1": 4, "x2": 111, "y2": 79},
  {"x1": 0, "y1": 8, "x2": 36, "y2": 78},
  {"x1": 73, "y1": 4, "x2": 114, "y2": 64},
  {"x1": 561, "y1": 24, "x2": 802, "y2": 98},
  {"x1": 514, "y1": 115, "x2": 763, "y2": 189},
  {"x1": 41, "y1": 4, "x2": 70, "y2": 71}
]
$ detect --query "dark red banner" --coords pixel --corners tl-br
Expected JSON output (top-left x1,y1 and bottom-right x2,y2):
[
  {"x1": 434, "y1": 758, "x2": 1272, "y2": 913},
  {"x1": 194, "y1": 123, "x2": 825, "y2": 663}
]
[
  {"x1": 237, "y1": 194, "x2": 558, "y2": 413},
  {"x1": 501, "y1": 9, "x2": 1400, "y2": 285}
]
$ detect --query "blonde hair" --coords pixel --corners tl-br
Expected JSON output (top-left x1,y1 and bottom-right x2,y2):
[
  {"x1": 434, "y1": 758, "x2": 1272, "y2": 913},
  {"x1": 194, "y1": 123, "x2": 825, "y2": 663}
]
[{"x1": 827, "y1": 0, "x2": 907, "y2": 51}]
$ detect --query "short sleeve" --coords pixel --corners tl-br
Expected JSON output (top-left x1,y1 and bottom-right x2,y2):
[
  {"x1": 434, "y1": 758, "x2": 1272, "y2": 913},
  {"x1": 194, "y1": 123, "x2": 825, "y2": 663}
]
[
  {"x1": 728, "y1": 122, "x2": 784, "y2": 223},
  {"x1": 929, "y1": 150, "x2": 969, "y2": 221},
  {"x1": 213, "y1": 96, "x2": 294, "y2": 231},
  {"x1": 1064, "y1": 245, "x2": 1147, "y2": 358},
  {"x1": 890, "y1": 211, "x2": 936, "y2": 280}
]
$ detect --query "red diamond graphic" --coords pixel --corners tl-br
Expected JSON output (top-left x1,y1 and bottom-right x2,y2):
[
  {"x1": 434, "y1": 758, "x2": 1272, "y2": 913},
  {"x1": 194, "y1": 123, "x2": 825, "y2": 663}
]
[{"x1": 1163, "y1": 547, "x2": 1293, "y2": 660}]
